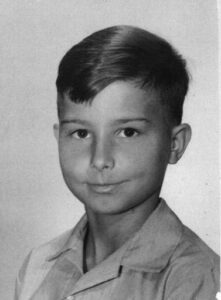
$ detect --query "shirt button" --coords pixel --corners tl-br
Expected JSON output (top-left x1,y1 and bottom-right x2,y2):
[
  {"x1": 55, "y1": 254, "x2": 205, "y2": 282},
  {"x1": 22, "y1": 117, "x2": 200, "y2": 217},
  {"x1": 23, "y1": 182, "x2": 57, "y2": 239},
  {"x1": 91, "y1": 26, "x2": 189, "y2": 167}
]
[{"x1": 66, "y1": 296, "x2": 74, "y2": 300}]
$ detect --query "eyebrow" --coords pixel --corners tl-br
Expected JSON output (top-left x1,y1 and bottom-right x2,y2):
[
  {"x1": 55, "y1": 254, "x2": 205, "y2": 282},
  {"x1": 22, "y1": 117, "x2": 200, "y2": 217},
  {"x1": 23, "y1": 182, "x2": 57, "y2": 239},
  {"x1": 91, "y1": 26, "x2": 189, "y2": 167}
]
[
  {"x1": 60, "y1": 119, "x2": 90, "y2": 125},
  {"x1": 114, "y1": 118, "x2": 150, "y2": 124},
  {"x1": 60, "y1": 118, "x2": 150, "y2": 126}
]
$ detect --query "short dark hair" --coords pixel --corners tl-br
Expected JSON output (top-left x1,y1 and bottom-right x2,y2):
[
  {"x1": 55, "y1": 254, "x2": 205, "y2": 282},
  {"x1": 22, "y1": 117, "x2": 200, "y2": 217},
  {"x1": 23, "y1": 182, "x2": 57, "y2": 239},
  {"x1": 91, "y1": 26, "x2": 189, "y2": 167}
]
[{"x1": 56, "y1": 25, "x2": 189, "y2": 125}]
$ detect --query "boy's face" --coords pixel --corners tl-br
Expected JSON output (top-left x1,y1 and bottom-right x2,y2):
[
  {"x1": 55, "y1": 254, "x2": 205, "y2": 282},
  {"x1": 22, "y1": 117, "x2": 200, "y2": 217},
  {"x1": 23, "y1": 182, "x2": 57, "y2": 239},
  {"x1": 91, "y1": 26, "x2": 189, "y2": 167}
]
[{"x1": 55, "y1": 81, "x2": 174, "y2": 215}]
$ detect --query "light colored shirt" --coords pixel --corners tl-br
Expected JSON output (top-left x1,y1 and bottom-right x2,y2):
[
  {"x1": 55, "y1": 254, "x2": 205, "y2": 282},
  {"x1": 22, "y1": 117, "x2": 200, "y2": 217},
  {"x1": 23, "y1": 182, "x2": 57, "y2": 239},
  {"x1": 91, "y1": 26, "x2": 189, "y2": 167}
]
[{"x1": 15, "y1": 199, "x2": 220, "y2": 300}]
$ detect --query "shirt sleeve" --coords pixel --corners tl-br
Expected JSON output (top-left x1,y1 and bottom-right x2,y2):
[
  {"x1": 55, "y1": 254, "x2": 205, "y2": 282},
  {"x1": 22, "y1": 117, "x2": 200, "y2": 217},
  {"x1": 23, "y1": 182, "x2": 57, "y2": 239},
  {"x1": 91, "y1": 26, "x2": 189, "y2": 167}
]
[
  {"x1": 165, "y1": 259, "x2": 220, "y2": 300},
  {"x1": 14, "y1": 251, "x2": 33, "y2": 300}
]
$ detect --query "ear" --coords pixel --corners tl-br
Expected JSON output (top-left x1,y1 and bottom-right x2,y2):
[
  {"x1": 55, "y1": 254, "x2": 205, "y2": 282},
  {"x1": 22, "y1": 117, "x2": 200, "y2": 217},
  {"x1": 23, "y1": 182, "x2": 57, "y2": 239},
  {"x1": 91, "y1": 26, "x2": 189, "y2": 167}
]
[
  {"x1": 53, "y1": 123, "x2": 59, "y2": 142},
  {"x1": 169, "y1": 123, "x2": 191, "y2": 164}
]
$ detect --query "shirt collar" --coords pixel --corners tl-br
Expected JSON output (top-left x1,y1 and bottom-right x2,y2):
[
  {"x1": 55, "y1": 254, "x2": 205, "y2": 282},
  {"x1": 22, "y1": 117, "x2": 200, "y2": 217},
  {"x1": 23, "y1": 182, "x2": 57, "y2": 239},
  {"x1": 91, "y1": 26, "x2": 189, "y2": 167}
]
[
  {"x1": 46, "y1": 199, "x2": 183, "y2": 274},
  {"x1": 121, "y1": 199, "x2": 183, "y2": 272},
  {"x1": 46, "y1": 214, "x2": 88, "y2": 263}
]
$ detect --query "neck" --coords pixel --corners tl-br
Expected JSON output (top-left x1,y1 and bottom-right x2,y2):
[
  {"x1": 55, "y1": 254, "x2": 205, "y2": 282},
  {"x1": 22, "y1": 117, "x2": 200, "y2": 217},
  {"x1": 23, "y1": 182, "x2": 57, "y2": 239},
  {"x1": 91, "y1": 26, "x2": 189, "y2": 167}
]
[{"x1": 84, "y1": 194, "x2": 160, "y2": 272}]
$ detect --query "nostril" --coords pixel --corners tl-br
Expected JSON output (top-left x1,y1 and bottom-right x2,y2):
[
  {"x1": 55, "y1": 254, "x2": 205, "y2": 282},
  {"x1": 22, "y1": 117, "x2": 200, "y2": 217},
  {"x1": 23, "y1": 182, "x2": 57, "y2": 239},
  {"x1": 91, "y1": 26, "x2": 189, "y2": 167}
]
[
  {"x1": 90, "y1": 150, "x2": 114, "y2": 170},
  {"x1": 91, "y1": 156, "x2": 114, "y2": 171}
]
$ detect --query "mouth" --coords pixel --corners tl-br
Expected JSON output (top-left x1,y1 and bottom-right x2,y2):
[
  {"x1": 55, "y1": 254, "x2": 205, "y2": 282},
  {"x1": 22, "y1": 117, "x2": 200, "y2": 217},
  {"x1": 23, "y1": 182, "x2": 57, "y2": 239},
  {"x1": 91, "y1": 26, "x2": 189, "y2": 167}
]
[{"x1": 87, "y1": 182, "x2": 125, "y2": 194}]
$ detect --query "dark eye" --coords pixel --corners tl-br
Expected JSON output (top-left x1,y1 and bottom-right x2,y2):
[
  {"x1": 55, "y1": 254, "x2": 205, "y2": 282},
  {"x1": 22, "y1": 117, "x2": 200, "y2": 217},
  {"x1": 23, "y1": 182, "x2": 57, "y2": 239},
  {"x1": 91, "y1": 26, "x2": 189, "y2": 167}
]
[
  {"x1": 119, "y1": 128, "x2": 138, "y2": 138},
  {"x1": 72, "y1": 129, "x2": 90, "y2": 139}
]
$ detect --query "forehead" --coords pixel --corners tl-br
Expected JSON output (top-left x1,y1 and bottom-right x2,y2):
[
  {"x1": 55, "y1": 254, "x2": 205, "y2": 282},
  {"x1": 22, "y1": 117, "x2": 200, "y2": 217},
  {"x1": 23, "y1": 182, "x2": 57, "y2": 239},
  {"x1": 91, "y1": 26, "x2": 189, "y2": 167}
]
[{"x1": 58, "y1": 81, "x2": 164, "y2": 122}]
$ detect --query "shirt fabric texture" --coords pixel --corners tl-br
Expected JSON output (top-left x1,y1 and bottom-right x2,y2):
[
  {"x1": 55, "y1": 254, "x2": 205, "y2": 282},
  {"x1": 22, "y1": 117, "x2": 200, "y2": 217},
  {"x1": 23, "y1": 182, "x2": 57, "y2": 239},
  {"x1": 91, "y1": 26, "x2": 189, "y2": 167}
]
[{"x1": 15, "y1": 199, "x2": 220, "y2": 300}]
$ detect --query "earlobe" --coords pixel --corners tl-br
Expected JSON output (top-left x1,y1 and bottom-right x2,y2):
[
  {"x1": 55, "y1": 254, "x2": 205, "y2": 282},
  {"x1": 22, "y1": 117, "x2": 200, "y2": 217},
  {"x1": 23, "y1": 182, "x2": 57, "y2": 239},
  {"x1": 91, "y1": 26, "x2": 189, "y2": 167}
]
[
  {"x1": 169, "y1": 123, "x2": 192, "y2": 164},
  {"x1": 53, "y1": 123, "x2": 59, "y2": 141}
]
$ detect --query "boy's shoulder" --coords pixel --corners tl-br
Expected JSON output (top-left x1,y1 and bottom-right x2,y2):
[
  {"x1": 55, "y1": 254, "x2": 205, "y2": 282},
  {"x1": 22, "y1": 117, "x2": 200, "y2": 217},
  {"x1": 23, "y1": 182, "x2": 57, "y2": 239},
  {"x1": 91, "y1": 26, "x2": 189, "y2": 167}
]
[
  {"x1": 121, "y1": 199, "x2": 219, "y2": 271},
  {"x1": 155, "y1": 204, "x2": 220, "y2": 296},
  {"x1": 32, "y1": 227, "x2": 75, "y2": 261},
  {"x1": 162, "y1": 219, "x2": 220, "y2": 298},
  {"x1": 175, "y1": 223, "x2": 219, "y2": 267},
  {"x1": 30, "y1": 214, "x2": 87, "y2": 264},
  {"x1": 15, "y1": 216, "x2": 87, "y2": 300},
  {"x1": 162, "y1": 200, "x2": 219, "y2": 271},
  {"x1": 169, "y1": 221, "x2": 220, "y2": 280}
]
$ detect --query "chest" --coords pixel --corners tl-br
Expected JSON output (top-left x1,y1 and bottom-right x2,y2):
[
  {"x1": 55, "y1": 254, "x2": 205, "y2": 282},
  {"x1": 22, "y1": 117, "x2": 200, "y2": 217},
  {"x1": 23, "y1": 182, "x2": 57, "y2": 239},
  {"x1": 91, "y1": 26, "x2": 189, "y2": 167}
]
[{"x1": 30, "y1": 268, "x2": 167, "y2": 300}]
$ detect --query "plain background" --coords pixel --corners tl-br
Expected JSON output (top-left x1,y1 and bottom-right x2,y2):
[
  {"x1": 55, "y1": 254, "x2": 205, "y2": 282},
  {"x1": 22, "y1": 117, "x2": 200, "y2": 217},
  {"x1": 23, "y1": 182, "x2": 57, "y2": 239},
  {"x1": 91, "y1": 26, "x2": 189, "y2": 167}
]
[{"x1": 0, "y1": 1, "x2": 219, "y2": 299}]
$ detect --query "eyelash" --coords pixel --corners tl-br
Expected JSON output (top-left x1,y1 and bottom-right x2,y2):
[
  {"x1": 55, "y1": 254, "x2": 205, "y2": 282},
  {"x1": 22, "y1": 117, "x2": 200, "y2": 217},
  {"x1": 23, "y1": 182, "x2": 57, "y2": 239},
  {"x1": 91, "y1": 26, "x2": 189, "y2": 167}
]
[
  {"x1": 118, "y1": 128, "x2": 139, "y2": 138},
  {"x1": 71, "y1": 129, "x2": 90, "y2": 139},
  {"x1": 70, "y1": 127, "x2": 140, "y2": 140}
]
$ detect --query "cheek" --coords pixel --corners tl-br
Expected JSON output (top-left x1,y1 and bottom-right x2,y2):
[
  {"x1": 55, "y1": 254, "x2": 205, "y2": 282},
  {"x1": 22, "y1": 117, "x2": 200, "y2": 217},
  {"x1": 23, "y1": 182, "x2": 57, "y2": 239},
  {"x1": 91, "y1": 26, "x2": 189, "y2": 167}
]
[
  {"x1": 116, "y1": 144, "x2": 149, "y2": 177},
  {"x1": 119, "y1": 139, "x2": 169, "y2": 176},
  {"x1": 58, "y1": 141, "x2": 90, "y2": 178}
]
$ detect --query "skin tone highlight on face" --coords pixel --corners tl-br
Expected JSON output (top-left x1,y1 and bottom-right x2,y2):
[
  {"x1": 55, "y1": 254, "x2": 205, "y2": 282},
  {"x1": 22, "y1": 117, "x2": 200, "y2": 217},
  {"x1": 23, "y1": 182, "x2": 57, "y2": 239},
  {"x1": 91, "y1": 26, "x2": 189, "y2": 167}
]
[{"x1": 54, "y1": 81, "x2": 191, "y2": 270}]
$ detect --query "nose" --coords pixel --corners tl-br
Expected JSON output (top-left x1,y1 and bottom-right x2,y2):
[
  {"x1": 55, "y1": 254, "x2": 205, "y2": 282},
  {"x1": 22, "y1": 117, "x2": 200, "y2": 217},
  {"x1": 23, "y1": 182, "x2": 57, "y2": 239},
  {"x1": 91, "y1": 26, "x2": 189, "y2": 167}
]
[{"x1": 90, "y1": 136, "x2": 115, "y2": 171}]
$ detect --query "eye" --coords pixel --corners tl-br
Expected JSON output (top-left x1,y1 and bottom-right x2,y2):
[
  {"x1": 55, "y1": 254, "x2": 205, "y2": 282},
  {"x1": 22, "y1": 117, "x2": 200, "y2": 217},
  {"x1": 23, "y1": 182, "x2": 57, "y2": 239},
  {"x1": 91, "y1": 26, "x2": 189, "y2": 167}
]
[
  {"x1": 118, "y1": 128, "x2": 139, "y2": 138},
  {"x1": 72, "y1": 129, "x2": 90, "y2": 139}
]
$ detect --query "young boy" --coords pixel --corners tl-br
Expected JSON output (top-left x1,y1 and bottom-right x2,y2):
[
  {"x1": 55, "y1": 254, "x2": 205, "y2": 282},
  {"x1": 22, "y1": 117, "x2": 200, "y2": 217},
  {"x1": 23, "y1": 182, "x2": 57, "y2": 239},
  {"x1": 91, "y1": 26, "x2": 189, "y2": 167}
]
[{"x1": 15, "y1": 25, "x2": 219, "y2": 300}]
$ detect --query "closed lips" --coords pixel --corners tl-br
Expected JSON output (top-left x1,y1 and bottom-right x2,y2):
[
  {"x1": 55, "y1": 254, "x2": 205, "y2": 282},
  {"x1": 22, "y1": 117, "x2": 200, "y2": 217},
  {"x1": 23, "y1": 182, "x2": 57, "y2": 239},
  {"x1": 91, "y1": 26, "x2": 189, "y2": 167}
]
[
  {"x1": 88, "y1": 182, "x2": 125, "y2": 193},
  {"x1": 88, "y1": 181, "x2": 125, "y2": 186}
]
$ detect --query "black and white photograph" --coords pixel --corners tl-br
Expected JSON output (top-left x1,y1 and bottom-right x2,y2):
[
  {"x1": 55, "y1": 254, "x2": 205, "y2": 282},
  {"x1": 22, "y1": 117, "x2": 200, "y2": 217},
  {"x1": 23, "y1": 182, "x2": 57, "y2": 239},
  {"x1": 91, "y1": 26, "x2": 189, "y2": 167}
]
[{"x1": 0, "y1": 1, "x2": 220, "y2": 299}]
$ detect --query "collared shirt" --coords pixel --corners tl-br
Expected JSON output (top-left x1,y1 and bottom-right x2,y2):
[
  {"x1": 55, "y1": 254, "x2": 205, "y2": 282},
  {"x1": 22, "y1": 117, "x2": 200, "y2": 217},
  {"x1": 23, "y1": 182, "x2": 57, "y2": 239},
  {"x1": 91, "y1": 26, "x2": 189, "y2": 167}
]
[{"x1": 15, "y1": 200, "x2": 220, "y2": 300}]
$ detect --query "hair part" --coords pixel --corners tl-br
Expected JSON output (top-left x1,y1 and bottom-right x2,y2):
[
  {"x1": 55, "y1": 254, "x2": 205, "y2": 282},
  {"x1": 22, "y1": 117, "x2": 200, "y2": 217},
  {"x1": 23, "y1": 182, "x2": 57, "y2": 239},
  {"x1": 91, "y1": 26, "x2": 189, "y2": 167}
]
[{"x1": 56, "y1": 25, "x2": 189, "y2": 125}]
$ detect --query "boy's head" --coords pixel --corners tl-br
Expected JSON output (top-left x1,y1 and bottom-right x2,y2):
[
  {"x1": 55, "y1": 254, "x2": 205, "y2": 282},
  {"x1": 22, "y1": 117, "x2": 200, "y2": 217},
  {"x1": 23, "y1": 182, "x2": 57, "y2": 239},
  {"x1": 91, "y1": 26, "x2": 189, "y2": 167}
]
[
  {"x1": 54, "y1": 26, "x2": 191, "y2": 215},
  {"x1": 56, "y1": 25, "x2": 189, "y2": 126}
]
